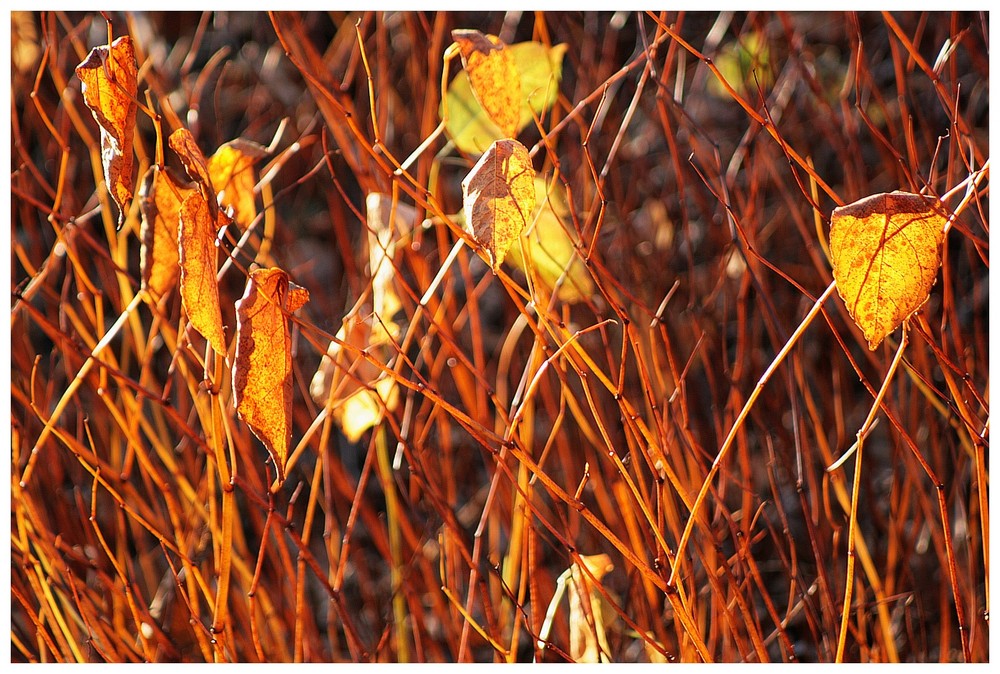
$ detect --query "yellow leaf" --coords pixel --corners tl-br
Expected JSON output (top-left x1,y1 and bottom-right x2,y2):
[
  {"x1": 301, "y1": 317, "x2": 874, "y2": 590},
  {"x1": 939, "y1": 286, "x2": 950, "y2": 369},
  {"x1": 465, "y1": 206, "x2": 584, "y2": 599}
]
[
  {"x1": 461, "y1": 139, "x2": 536, "y2": 271},
  {"x1": 568, "y1": 554, "x2": 614, "y2": 663},
  {"x1": 208, "y1": 138, "x2": 268, "y2": 229},
  {"x1": 451, "y1": 29, "x2": 521, "y2": 138},
  {"x1": 178, "y1": 193, "x2": 228, "y2": 355},
  {"x1": 508, "y1": 177, "x2": 594, "y2": 303},
  {"x1": 444, "y1": 41, "x2": 567, "y2": 155},
  {"x1": 234, "y1": 267, "x2": 310, "y2": 482},
  {"x1": 76, "y1": 35, "x2": 138, "y2": 227},
  {"x1": 830, "y1": 191, "x2": 947, "y2": 349},
  {"x1": 169, "y1": 128, "x2": 220, "y2": 223},
  {"x1": 310, "y1": 312, "x2": 400, "y2": 443},
  {"x1": 139, "y1": 168, "x2": 195, "y2": 300}
]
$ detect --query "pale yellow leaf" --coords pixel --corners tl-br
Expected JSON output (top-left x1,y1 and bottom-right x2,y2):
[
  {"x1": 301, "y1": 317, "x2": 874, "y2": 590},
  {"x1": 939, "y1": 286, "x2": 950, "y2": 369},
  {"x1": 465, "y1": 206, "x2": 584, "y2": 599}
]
[
  {"x1": 568, "y1": 554, "x2": 614, "y2": 663},
  {"x1": 310, "y1": 312, "x2": 400, "y2": 443},
  {"x1": 234, "y1": 267, "x2": 310, "y2": 482},
  {"x1": 508, "y1": 177, "x2": 594, "y2": 303},
  {"x1": 461, "y1": 139, "x2": 536, "y2": 271},
  {"x1": 830, "y1": 191, "x2": 946, "y2": 349}
]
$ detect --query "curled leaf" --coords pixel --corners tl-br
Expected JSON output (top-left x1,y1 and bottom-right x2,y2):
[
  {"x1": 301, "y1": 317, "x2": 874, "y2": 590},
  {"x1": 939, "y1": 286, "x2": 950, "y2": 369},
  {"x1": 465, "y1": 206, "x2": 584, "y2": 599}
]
[
  {"x1": 310, "y1": 312, "x2": 400, "y2": 443},
  {"x1": 451, "y1": 29, "x2": 521, "y2": 138},
  {"x1": 169, "y1": 128, "x2": 219, "y2": 221},
  {"x1": 830, "y1": 191, "x2": 947, "y2": 349},
  {"x1": 234, "y1": 268, "x2": 310, "y2": 483},
  {"x1": 178, "y1": 193, "x2": 228, "y2": 355},
  {"x1": 208, "y1": 138, "x2": 268, "y2": 229},
  {"x1": 76, "y1": 35, "x2": 138, "y2": 227},
  {"x1": 461, "y1": 139, "x2": 536, "y2": 271},
  {"x1": 508, "y1": 177, "x2": 594, "y2": 303},
  {"x1": 139, "y1": 167, "x2": 195, "y2": 300},
  {"x1": 445, "y1": 41, "x2": 567, "y2": 155}
]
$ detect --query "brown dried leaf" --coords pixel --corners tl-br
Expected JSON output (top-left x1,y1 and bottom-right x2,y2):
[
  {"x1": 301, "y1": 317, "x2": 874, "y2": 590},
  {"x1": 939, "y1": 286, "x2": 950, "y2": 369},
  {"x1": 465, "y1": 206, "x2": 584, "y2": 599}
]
[
  {"x1": 76, "y1": 35, "x2": 138, "y2": 227},
  {"x1": 451, "y1": 29, "x2": 521, "y2": 138},
  {"x1": 234, "y1": 268, "x2": 310, "y2": 482},
  {"x1": 139, "y1": 168, "x2": 195, "y2": 300},
  {"x1": 830, "y1": 191, "x2": 947, "y2": 349},
  {"x1": 178, "y1": 193, "x2": 228, "y2": 355},
  {"x1": 169, "y1": 128, "x2": 219, "y2": 222},
  {"x1": 461, "y1": 139, "x2": 536, "y2": 271},
  {"x1": 208, "y1": 138, "x2": 268, "y2": 229}
]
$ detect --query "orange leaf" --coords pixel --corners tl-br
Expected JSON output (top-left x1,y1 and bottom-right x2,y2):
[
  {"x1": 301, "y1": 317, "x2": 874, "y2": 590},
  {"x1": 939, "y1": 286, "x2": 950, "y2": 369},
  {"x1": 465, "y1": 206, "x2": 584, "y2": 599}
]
[
  {"x1": 234, "y1": 267, "x2": 310, "y2": 482},
  {"x1": 830, "y1": 191, "x2": 947, "y2": 349},
  {"x1": 76, "y1": 35, "x2": 138, "y2": 227},
  {"x1": 169, "y1": 128, "x2": 220, "y2": 222},
  {"x1": 178, "y1": 193, "x2": 228, "y2": 355},
  {"x1": 461, "y1": 139, "x2": 536, "y2": 272},
  {"x1": 139, "y1": 168, "x2": 195, "y2": 300},
  {"x1": 208, "y1": 138, "x2": 268, "y2": 229},
  {"x1": 451, "y1": 29, "x2": 521, "y2": 138}
]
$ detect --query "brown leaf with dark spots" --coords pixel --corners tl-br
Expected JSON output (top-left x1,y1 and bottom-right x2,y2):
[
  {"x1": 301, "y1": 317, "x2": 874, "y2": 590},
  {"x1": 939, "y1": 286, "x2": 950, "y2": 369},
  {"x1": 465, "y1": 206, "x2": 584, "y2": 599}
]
[
  {"x1": 178, "y1": 192, "x2": 228, "y2": 355},
  {"x1": 76, "y1": 35, "x2": 138, "y2": 228},
  {"x1": 234, "y1": 267, "x2": 310, "y2": 482},
  {"x1": 139, "y1": 168, "x2": 195, "y2": 300},
  {"x1": 461, "y1": 138, "x2": 536, "y2": 271}
]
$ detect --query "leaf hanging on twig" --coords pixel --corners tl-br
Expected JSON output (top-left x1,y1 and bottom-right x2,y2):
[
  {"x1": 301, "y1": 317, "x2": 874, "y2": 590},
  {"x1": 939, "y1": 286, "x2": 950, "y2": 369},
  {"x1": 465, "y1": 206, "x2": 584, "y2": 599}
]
[
  {"x1": 461, "y1": 138, "x2": 536, "y2": 272},
  {"x1": 139, "y1": 167, "x2": 195, "y2": 300},
  {"x1": 451, "y1": 29, "x2": 521, "y2": 138},
  {"x1": 76, "y1": 35, "x2": 138, "y2": 228},
  {"x1": 169, "y1": 128, "x2": 220, "y2": 222},
  {"x1": 830, "y1": 191, "x2": 947, "y2": 349},
  {"x1": 208, "y1": 138, "x2": 268, "y2": 229},
  {"x1": 178, "y1": 192, "x2": 228, "y2": 355},
  {"x1": 234, "y1": 267, "x2": 310, "y2": 483}
]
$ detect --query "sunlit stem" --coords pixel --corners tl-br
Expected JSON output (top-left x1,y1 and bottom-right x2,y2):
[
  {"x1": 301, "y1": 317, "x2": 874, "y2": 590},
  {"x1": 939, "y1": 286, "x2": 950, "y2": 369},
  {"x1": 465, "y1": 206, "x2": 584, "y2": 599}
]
[
  {"x1": 826, "y1": 417, "x2": 880, "y2": 472},
  {"x1": 395, "y1": 43, "x2": 461, "y2": 176},
  {"x1": 835, "y1": 326, "x2": 908, "y2": 662},
  {"x1": 22, "y1": 291, "x2": 146, "y2": 486},
  {"x1": 668, "y1": 280, "x2": 837, "y2": 588}
]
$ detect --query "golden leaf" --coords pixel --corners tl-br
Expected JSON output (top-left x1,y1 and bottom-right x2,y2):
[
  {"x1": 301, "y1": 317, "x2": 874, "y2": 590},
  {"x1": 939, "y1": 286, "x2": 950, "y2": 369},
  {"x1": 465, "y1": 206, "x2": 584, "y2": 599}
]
[
  {"x1": 310, "y1": 312, "x2": 399, "y2": 444},
  {"x1": 830, "y1": 191, "x2": 947, "y2": 349},
  {"x1": 178, "y1": 193, "x2": 228, "y2": 355},
  {"x1": 451, "y1": 29, "x2": 521, "y2": 138},
  {"x1": 461, "y1": 139, "x2": 536, "y2": 272},
  {"x1": 234, "y1": 268, "x2": 310, "y2": 482},
  {"x1": 169, "y1": 128, "x2": 220, "y2": 222},
  {"x1": 139, "y1": 168, "x2": 195, "y2": 300},
  {"x1": 508, "y1": 177, "x2": 594, "y2": 303},
  {"x1": 208, "y1": 138, "x2": 268, "y2": 229},
  {"x1": 444, "y1": 41, "x2": 567, "y2": 155},
  {"x1": 76, "y1": 35, "x2": 138, "y2": 227}
]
